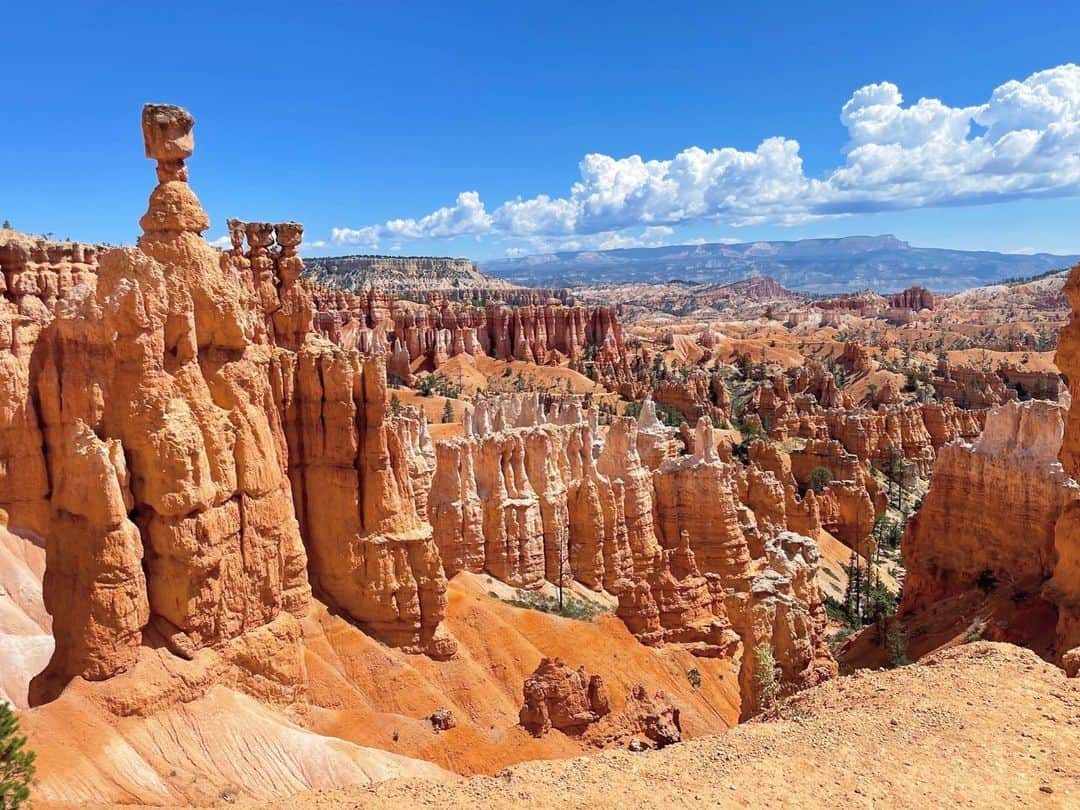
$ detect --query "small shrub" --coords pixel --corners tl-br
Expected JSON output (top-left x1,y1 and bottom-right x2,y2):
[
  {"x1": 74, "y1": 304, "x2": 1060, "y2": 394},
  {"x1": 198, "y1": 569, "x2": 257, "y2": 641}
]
[
  {"x1": 975, "y1": 568, "x2": 998, "y2": 593},
  {"x1": 504, "y1": 590, "x2": 604, "y2": 622},
  {"x1": 686, "y1": 668, "x2": 702, "y2": 689},
  {"x1": 964, "y1": 617, "x2": 987, "y2": 643},
  {"x1": 753, "y1": 643, "x2": 780, "y2": 711},
  {"x1": 807, "y1": 466, "x2": 833, "y2": 495}
]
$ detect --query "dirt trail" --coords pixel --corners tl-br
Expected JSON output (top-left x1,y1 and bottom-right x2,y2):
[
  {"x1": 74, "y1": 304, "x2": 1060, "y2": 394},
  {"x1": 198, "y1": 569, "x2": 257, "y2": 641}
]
[{"x1": 250, "y1": 643, "x2": 1079, "y2": 809}]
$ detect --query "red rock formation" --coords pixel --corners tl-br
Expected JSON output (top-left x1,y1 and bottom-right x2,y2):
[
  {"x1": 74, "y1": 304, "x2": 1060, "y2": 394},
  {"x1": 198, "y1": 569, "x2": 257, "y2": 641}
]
[
  {"x1": 652, "y1": 369, "x2": 730, "y2": 425},
  {"x1": 275, "y1": 345, "x2": 454, "y2": 659},
  {"x1": 739, "y1": 531, "x2": 835, "y2": 715},
  {"x1": 650, "y1": 420, "x2": 834, "y2": 703},
  {"x1": 11, "y1": 104, "x2": 467, "y2": 708},
  {"x1": 305, "y1": 281, "x2": 633, "y2": 383},
  {"x1": 615, "y1": 528, "x2": 741, "y2": 659},
  {"x1": 814, "y1": 291, "x2": 886, "y2": 317},
  {"x1": 823, "y1": 405, "x2": 936, "y2": 474},
  {"x1": 887, "y1": 285, "x2": 934, "y2": 311},
  {"x1": 932, "y1": 357, "x2": 1015, "y2": 409},
  {"x1": 998, "y1": 362, "x2": 1064, "y2": 402},
  {"x1": 838, "y1": 340, "x2": 872, "y2": 375},
  {"x1": 518, "y1": 659, "x2": 683, "y2": 750},
  {"x1": 921, "y1": 400, "x2": 985, "y2": 447},
  {"x1": 519, "y1": 657, "x2": 611, "y2": 736},
  {"x1": 653, "y1": 421, "x2": 754, "y2": 587},
  {"x1": 633, "y1": 399, "x2": 684, "y2": 470},
  {"x1": 818, "y1": 480, "x2": 877, "y2": 556},
  {"x1": 0, "y1": 234, "x2": 101, "y2": 538},
  {"x1": 582, "y1": 684, "x2": 682, "y2": 749},
  {"x1": 789, "y1": 438, "x2": 863, "y2": 487}
]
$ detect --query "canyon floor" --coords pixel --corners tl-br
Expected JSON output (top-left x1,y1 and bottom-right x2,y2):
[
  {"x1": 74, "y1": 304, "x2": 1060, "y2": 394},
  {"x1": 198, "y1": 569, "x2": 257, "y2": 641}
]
[{"x1": 252, "y1": 643, "x2": 1079, "y2": 809}]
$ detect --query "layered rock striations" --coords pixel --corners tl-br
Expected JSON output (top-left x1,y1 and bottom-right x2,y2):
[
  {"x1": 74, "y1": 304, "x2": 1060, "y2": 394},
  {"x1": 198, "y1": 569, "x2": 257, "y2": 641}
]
[
  {"x1": 887, "y1": 285, "x2": 934, "y2": 311},
  {"x1": 901, "y1": 400, "x2": 1080, "y2": 659},
  {"x1": 0, "y1": 233, "x2": 103, "y2": 538},
  {"x1": 29, "y1": 105, "x2": 315, "y2": 704},
  {"x1": 274, "y1": 344, "x2": 454, "y2": 658},
  {"x1": 518, "y1": 657, "x2": 611, "y2": 736},
  {"x1": 4, "y1": 104, "x2": 845, "y2": 759},
  {"x1": 931, "y1": 357, "x2": 1016, "y2": 410}
]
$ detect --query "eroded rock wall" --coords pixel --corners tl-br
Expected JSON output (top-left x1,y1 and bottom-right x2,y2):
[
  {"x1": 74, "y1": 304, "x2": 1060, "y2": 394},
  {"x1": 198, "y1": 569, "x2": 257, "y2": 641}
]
[
  {"x1": 1052, "y1": 265, "x2": 1080, "y2": 657},
  {"x1": 901, "y1": 401, "x2": 1079, "y2": 632}
]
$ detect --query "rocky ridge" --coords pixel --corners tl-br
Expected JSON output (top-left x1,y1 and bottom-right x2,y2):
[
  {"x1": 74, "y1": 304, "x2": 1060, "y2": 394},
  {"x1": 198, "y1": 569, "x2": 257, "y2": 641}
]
[{"x1": 304, "y1": 254, "x2": 514, "y2": 292}]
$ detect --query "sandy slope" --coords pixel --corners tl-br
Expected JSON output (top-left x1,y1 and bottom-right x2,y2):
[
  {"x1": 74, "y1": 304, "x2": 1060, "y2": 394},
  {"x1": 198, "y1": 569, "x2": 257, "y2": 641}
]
[
  {"x1": 19, "y1": 574, "x2": 741, "y2": 806},
  {"x1": 300, "y1": 573, "x2": 741, "y2": 775},
  {"x1": 0, "y1": 526, "x2": 52, "y2": 708},
  {"x1": 259, "y1": 643, "x2": 1079, "y2": 809},
  {"x1": 26, "y1": 685, "x2": 449, "y2": 808}
]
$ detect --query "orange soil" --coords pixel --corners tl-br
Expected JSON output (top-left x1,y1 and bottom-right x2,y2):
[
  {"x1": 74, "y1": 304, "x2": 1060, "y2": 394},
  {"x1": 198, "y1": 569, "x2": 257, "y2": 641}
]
[
  {"x1": 21, "y1": 575, "x2": 739, "y2": 806},
  {"x1": 302, "y1": 573, "x2": 741, "y2": 776}
]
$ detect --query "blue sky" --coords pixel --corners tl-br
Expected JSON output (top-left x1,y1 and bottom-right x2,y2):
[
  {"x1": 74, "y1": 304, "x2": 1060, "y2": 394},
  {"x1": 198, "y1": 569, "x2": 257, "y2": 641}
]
[{"x1": 3, "y1": 2, "x2": 1080, "y2": 260}]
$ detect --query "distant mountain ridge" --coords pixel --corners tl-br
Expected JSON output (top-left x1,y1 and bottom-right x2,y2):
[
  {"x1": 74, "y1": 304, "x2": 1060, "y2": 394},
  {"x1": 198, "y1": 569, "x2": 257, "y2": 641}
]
[{"x1": 479, "y1": 235, "x2": 1080, "y2": 294}]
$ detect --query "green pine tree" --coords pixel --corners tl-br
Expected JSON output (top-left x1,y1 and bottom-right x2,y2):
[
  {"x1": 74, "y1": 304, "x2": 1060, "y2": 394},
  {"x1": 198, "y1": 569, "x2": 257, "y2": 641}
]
[
  {"x1": 886, "y1": 620, "x2": 910, "y2": 668},
  {"x1": 0, "y1": 701, "x2": 36, "y2": 808},
  {"x1": 441, "y1": 398, "x2": 454, "y2": 423},
  {"x1": 843, "y1": 550, "x2": 863, "y2": 626}
]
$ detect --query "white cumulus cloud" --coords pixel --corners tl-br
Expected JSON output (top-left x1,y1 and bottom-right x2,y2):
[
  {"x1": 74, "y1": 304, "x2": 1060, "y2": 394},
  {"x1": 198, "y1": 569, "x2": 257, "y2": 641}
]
[{"x1": 332, "y1": 63, "x2": 1080, "y2": 249}]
